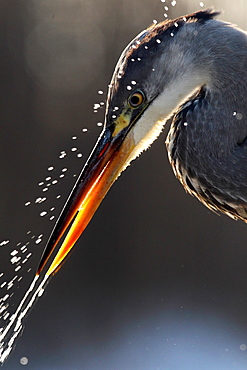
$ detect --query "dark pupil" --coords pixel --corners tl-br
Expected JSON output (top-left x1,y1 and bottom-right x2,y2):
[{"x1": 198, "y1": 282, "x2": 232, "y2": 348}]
[{"x1": 130, "y1": 94, "x2": 141, "y2": 106}]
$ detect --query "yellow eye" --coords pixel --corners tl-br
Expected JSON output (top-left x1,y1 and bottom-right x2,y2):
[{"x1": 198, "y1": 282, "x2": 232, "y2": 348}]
[{"x1": 128, "y1": 90, "x2": 145, "y2": 108}]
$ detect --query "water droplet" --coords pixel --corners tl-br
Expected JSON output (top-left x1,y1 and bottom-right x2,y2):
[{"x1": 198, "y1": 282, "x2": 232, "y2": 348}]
[
  {"x1": 40, "y1": 211, "x2": 47, "y2": 217},
  {"x1": 127, "y1": 86, "x2": 132, "y2": 90},
  {"x1": 42, "y1": 188, "x2": 48, "y2": 192},
  {"x1": 20, "y1": 356, "x2": 28, "y2": 365},
  {"x1": 38, "y1": 289, "x2": 44, "y2": 297},
  {"x1": 153, "y1": 19, "x2": 158, "y2": 24},
  {"x1": 131, "y1": 80, "x2": 137, "y2": 85},
  {"x1": 59, "y1": 151, "x2": 66, "y2": 159},
  {"x1": 131, "y1": 58, "x2": 135, "y2": 62},
  {"x1": 77, "y1": 153, "x2": 83, "y2": 158},
  {"x1": 10, "y1": 250, "x2": 18, "y2": 256},
  {"x1": 72, "y1": 136, "x2": 77, "y2": 140},
  {"x1": 10, "y1": 256, "x2": 21, "y2": 264},
  {"x1": 71, "y1": 147, "x2": 77, "y2": 152},
  {"x1": 164, "y1": 6, "x2": 169, "y2": 10},
  {"x1": 24, "y1": 201, "x2": 31, "y2": 207},
  {"x1": 3, "y1": 312, "x2": 10, "y2": 320},
  {"x1": 48, "y1": 167, "x2": 54, "y2": 171},
  {"x1": 62, "y1": 168, "x2": 68, "y2": 172},
  {"x1": 0, "y1": 240, "x2": 9, "y2": 247},
  {"x1": 156, "y1": 39, "x2": 161, "y2": 44},
  {"x1": 240, "y1": 344, "x2": 247, "y2": 351},
  {"x1": 199, "y1": 2, "x2": 204, "y2": 7},
  {"x1": 164, "y1": 13, "x2": 168, "y2": 18},
  {"x1": 97, "y1": 122, "x2": 103, "y2": 127},
  {"x1": 171, "y1": 0, "x2": 176, "y2": 6},
  {"x1": 98, "y1": 90, "x2": 104, "y2": 95},
  {"x1": 82, "y1": 128, "x2": 88, "y2": 133}
]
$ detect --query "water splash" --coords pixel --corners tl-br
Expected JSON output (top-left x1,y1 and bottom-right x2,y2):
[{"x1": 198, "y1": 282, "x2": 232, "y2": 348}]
[{"x1": 0, "y1": 273, "x2": 50, "y2": 364}]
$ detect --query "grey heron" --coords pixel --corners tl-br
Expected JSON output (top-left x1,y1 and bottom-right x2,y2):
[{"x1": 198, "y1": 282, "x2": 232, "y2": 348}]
[{"x1": 36, "y1": 9, "x2": 247, "y2": 276}]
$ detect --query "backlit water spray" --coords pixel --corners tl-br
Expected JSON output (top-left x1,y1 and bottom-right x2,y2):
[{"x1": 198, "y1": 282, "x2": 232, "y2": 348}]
[
  {"x1": 0, "y1": 274, "x2": 50, "y2": 364},
  {"x1": 0, "y1": 127, "x2": 94, "y2": 364}
]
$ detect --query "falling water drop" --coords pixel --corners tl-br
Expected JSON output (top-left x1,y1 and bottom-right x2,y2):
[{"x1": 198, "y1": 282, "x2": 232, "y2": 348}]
[
  {"x1": 0, "y1": 241, "x2": 9, "y2": 247},
  {"x1": 20, "y1": 356, "x2": 28, "y2": 365},
  {"x1": 39, "y1": 211, "x2": 47, "y2": 217}
]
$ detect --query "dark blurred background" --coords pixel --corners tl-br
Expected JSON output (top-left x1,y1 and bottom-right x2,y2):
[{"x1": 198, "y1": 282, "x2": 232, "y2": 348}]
[{"x1": 1, "y1": 0, "x2": 247, "y2": 369}]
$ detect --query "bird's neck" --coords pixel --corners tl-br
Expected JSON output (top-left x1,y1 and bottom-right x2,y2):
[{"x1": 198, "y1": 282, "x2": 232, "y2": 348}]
[{"x1": 124, "y1": 20, "x2": 247, "y2": 175}]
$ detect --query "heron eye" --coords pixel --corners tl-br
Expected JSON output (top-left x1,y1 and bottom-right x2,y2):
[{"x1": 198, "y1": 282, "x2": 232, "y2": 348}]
[{"x1": 128, "y1": 90, "x2": 145, "y2": 108}]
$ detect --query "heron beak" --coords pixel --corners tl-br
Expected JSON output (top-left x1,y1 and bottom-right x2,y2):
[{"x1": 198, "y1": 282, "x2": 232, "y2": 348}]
[{"x1": 36, "y1": 115, "x2": 135, "y2": 276}]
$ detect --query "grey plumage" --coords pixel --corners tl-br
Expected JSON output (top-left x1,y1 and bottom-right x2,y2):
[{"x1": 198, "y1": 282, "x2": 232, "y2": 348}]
[{"x1": 107, "y1": 9, "x2": 247, "y2": 221}]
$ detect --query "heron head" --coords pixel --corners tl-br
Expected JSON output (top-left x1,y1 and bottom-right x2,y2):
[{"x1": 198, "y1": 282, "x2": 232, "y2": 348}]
[
  {"x1": 37, "y1": 9, "x2": 220, "y2": 276},
  {"x1": 103, "y1": 9, "x2": 219, "y2": 169}
]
